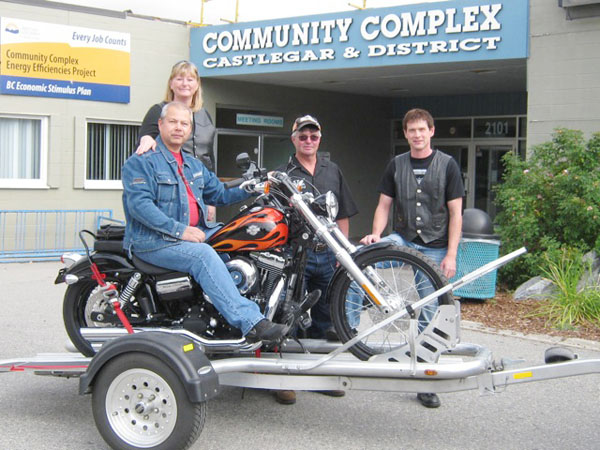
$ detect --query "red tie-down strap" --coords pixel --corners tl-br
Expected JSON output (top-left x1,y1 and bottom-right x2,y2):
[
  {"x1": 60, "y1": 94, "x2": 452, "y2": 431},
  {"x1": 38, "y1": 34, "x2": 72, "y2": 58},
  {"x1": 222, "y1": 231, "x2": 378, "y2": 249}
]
[
  {"x1": 110, "y1": 298, "x2": 134, "y2": 334},
  {"x1": 90, "y1": 262, "x2": 134, "y2": 334},
  {"x1": 90, "y1": 262, "x2": 107, "y2": 287}
]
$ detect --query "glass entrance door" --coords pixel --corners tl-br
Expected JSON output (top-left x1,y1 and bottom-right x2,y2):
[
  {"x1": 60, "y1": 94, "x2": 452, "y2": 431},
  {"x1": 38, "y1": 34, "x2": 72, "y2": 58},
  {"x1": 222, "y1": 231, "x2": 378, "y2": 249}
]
[
  {"x1": 214, "y1": 132, "x2": 258, "y2": 221},
  {"x1": 216, "y1": 132, "x2": 259, "y2": 179},
  {"x1": 214, "y1": 131, "x2": 289, "y2": 221},
  {"x1": 474, "y1": 145, "x2": 513, "y2": 220},
  {"x1": 263, "y1": 134, "x2": 291, "y2": 170}
]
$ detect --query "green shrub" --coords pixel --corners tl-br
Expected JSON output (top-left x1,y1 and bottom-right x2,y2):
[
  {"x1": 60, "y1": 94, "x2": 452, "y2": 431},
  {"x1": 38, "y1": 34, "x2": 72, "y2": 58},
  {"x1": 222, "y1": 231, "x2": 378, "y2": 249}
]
[
  {"x1": 533, "y1": 247, "x2": 600, "y2": 329},
  {"x1": 494, "y1": 129, "x2": 600, "y2": 288}
]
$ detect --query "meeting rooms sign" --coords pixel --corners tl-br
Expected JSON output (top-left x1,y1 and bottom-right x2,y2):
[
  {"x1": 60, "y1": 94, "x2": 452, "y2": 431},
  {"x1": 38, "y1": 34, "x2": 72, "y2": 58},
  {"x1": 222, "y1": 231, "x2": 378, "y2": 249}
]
[{"x1": 191, "y1": 0, "x2": 528, "y2": 76}]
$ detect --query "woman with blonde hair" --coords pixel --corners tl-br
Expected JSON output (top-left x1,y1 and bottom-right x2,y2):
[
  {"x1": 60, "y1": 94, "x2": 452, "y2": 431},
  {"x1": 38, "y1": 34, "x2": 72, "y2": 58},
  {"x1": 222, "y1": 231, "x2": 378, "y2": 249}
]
[{"x1": 136, "y1": 60, "x2": 216, "y2": 220}]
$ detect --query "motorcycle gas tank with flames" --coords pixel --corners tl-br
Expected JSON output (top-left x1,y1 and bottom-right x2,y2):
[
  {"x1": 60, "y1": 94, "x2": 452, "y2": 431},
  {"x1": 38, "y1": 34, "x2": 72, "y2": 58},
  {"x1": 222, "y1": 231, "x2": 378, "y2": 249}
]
[{"x1": 208, "y1": 205, "x2": 288, "y2": 252}]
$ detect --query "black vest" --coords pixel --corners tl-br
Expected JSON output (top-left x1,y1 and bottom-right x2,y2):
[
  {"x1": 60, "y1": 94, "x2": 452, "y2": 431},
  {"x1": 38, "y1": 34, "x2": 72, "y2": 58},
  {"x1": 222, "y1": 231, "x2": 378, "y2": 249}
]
[
  {"x1": 393, "y1": 150, "x2": 451, "y2": 244},
  {"x1": 183, "y1": 108, "x2": 216, "y2": 171}
]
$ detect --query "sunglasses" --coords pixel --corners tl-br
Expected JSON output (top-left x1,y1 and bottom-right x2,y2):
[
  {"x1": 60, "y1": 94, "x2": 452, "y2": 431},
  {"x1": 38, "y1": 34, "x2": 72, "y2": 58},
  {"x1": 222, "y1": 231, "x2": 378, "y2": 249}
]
[{"x1": 297, "y1": 134, "x2": 321, "y2": 142}]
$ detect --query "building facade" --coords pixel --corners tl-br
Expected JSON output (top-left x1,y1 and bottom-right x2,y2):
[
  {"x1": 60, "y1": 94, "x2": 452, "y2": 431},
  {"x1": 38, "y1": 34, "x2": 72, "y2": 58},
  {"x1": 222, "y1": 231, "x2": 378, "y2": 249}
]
[{"x1": 1, "y1": 0, "x2": 599, "y2": 256}]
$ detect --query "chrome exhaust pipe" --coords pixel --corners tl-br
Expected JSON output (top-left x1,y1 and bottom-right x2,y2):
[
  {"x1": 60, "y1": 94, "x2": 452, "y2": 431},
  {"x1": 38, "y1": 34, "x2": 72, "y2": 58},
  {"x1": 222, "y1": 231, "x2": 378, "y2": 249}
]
[{"x1": 80, "y1": 327, "x2": 262, "y2": 353}]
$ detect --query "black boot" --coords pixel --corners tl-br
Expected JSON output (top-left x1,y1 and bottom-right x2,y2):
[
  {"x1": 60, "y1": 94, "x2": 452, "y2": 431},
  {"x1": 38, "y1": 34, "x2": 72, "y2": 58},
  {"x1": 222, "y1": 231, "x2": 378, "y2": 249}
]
[
  {"x1": 247, "y1": 319, "x2": 287, "y2": 342},
  {"x1": 417, "y1": 393, "x2": 441, "y2": 408}
]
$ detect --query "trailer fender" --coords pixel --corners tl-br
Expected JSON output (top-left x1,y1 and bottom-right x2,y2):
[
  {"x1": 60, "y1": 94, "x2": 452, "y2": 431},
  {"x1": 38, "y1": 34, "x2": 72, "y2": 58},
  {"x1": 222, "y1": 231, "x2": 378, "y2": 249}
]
[{"x1": 79, "y1": 332, "x2": 220, "y2": 403}]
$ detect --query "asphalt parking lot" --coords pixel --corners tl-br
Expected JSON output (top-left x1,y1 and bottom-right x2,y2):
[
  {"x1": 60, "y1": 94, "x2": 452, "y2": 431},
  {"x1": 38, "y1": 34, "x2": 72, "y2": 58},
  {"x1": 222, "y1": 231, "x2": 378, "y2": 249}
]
[{"x1": 1, "y1": 261, "x2": 599, "y2": 450}]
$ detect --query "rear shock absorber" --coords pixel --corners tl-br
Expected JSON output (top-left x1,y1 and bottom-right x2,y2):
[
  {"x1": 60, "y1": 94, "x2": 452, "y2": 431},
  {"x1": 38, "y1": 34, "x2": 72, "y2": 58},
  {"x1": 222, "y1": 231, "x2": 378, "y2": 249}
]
[{"x1": 118, "y1": 272, "x2": 142, "y2": 308}]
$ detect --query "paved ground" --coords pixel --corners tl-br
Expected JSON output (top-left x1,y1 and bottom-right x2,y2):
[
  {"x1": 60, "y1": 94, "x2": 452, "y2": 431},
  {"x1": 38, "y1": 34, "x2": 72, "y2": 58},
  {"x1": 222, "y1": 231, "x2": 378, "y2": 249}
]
[{"x1": 1, "y1": 262, "x2": 599, "y2": 450}]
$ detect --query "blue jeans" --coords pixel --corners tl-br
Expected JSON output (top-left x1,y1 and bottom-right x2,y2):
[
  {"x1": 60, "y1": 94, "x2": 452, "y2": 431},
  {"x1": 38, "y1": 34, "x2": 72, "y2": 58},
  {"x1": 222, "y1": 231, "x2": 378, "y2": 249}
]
[
  {"x1": 346, "y1": 233, "x2": 447, "y2": 332},
  {"x1": 304, "y1": 248, "x2": 337, "y2": 339},
  {"x1": 136, "y1": 241, "x2": 264, "y2": 336},
  {"x1": 382, "y1": 233, "x2": 446, "y2": 330}
]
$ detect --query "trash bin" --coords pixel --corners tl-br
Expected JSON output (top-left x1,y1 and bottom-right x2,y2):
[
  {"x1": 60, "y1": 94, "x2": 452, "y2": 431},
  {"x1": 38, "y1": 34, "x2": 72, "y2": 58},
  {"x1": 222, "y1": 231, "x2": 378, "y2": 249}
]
[{"x1": 451, "y1": 208, "x2": 500, "y2": 300}]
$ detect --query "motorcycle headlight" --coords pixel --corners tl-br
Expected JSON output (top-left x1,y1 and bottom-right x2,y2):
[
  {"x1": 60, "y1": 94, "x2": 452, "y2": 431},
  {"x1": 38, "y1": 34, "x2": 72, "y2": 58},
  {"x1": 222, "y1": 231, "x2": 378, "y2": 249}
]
[
  {"x1": 325, "y1": 191, "x2": 339, "y2": 221},
  {"x1": 311, "y1": 191, "x2": 338, "y2": 221}
]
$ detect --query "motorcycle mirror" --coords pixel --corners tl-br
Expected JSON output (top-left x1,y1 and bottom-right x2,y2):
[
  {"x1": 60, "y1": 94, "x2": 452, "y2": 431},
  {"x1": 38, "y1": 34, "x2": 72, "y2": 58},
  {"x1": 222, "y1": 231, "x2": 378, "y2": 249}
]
[{"x1": 236, "y1": 153, "x2": 251, "y2": 170}]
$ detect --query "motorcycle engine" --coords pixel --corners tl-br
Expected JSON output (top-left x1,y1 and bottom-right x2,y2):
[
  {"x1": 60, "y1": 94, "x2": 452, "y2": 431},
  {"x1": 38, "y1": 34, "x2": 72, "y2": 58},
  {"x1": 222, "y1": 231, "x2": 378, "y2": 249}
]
[
  {"x1": 145, "y1": 253, "x2": 286, "y2": 336},
  {"x1": 225, "y1": 257, "x2": 257, "y2": 294},
  {"x1": 226, "y1": 252, "x2": 285, "y2": 302}
]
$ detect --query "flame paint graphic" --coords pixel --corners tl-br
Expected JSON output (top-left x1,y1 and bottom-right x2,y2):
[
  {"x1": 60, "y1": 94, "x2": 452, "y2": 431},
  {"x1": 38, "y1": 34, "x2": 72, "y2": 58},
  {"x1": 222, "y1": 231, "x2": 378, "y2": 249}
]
[{"x1": 209, "y1": 207, "x2": 288, "y2": 252}]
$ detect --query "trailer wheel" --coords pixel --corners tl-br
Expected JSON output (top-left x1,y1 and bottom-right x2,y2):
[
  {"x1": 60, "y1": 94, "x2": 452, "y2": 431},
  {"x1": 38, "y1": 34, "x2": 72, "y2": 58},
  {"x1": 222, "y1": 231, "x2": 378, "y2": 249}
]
[
  {"x1": 545, "y1": 346, "x2": 576, "y2": 364},
  {"x1": 92, "y1": 353, "x2": 206, "y2": 450}
]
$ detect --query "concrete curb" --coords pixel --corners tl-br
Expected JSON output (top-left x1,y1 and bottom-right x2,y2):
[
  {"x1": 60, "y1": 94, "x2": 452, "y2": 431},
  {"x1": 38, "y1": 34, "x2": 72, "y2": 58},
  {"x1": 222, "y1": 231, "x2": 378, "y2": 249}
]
[{"x1": 461, "y1": 320, "x2": 600, "y2": 352}]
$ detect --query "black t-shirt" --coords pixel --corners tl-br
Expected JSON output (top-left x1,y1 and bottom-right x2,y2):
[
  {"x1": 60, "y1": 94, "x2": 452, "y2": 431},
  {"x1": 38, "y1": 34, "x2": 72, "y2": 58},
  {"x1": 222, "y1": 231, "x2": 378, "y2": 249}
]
[
  {"x1": 377, "y1": 150, "x2": 464, "y2": 247},
  {"x1": 279, "y1": 155, "x2": 358, "y2": 220}
]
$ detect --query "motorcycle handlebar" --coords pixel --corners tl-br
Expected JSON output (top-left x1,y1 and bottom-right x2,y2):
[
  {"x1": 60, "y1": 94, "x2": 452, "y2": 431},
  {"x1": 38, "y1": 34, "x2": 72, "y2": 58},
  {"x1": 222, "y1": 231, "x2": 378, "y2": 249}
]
[
  {"x1": 225, "y1": 162, "x2": 270, "y2": 190},
  {"x1": 223, "y1": 169, "x2": 296, "y2": 194},
  {"x1": 224, "y1": 178, "x2": 244, "y2": 189}
]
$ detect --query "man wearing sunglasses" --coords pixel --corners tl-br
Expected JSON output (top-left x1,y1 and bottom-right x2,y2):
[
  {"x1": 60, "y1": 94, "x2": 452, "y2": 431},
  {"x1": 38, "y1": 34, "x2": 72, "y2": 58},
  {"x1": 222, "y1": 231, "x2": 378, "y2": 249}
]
[{"x1": 273, "y1": 115, "x2": 358, "y2": 405}]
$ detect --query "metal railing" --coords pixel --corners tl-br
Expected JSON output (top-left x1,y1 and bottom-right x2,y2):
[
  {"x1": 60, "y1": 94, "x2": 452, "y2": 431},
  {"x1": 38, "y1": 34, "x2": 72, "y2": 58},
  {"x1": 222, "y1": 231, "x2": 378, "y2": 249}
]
[{"x1": 0, "y1": 209, "x2": 113, "y2": 263}]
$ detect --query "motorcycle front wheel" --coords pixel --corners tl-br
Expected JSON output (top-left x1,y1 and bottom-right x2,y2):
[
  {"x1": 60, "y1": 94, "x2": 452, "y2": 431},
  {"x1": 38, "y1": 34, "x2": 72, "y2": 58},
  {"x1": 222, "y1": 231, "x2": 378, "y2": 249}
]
[{"x1": 330, "y1": 246, "x2": 454, "y2": 361}]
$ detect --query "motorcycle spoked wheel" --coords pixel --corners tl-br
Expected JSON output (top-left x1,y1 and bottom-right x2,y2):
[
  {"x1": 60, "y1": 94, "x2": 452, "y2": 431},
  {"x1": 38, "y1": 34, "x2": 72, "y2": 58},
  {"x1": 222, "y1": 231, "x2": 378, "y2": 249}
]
[
  {"x1": 330, "y1": 246, "x2": 453, "y2": 361},
  {"x1": 92, "y1": 353, "x2": 206, "y2": 450},
  {"x1": 63, "y1": 278, "x2": 130, "y2": 357}
]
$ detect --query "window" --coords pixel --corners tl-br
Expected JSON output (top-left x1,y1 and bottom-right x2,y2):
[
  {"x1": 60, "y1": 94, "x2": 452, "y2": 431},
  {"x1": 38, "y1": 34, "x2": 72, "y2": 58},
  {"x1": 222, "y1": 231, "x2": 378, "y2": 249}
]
[
  {"x1": 559, "y1": 1, "x2": 600, "y2": 20},
  {"x1": 0, "y1": 115, "x2": 48, "y2": 188},
  {"x1": 86, "y1": 121, "x2": 140, "y2": 189}
]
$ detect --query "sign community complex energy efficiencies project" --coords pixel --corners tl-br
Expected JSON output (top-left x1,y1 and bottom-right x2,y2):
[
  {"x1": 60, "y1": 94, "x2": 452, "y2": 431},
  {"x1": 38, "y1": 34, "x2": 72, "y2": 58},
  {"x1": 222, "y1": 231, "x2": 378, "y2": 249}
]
[{"x1": 1, "y1": 17, "x2": 131, "y2": 103}]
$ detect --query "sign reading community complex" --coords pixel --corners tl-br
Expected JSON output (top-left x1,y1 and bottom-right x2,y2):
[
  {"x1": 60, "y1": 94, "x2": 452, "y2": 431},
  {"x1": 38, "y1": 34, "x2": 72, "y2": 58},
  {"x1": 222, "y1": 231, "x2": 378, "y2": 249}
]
[
  {"x1": 191, "y1": 0, "x2": 528, "y2": 76},
  {"x1": 1, "y1": 17, "x2": 130, "y2": 103}
]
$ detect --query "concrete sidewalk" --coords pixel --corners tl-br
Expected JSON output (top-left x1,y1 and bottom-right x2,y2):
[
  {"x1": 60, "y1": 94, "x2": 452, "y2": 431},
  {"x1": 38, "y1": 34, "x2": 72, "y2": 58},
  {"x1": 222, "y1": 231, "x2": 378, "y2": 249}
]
[{"x1": 461, "y1": 320, "x2": 600, "y2": 352}]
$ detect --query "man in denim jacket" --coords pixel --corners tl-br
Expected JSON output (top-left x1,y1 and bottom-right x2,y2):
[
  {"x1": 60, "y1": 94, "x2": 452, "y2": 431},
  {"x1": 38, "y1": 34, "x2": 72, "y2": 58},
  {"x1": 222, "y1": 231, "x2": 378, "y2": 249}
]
[{"x1": 121, "y1": 101, "x2": 285, "y2": 341}]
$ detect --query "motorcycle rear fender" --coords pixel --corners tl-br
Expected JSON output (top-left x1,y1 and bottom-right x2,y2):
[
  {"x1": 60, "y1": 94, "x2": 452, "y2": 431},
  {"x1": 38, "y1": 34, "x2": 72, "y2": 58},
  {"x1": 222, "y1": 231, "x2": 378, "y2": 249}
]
[
  {"x1": 79, "y1": 331, "x2": 220, "y2": 403},
  {"x1": 54, "y1": 252, "x2": 135, "y2": 284},
  {"x1": 325, "y1": 241, "x2": 404, "y2": 302}
]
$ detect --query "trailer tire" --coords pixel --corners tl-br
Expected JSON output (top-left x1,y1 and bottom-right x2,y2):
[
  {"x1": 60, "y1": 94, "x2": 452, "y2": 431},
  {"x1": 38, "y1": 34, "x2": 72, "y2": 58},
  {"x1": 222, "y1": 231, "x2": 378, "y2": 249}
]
[
  {"x1": 92, "y1": 353, "x2": 206, "y2": 450},
  {"x1": 545, "y1": 346, "x2": 576, "y2": 364}
]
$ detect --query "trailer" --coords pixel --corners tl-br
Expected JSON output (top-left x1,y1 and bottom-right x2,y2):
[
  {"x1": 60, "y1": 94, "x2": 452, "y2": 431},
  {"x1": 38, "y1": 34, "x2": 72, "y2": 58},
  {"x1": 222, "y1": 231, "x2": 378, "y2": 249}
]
[
  {"x1": 2, "y1": 318, "x2": 599, "y2": 450},
  {"x1": 2, "y1": 248, "x2": 600, "y2": 450}
]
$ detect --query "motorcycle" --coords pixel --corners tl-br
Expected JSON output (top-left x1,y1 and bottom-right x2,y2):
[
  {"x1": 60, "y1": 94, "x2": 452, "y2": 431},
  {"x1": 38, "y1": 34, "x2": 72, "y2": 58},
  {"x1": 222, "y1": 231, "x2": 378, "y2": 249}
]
[{"x1": 56, "y1": 153, "x2": 455, "y2": 360}]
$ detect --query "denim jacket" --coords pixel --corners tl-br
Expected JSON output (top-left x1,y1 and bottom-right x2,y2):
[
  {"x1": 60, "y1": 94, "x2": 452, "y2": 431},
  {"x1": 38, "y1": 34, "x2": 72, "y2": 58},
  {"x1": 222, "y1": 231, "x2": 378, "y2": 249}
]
[{"x1": 122, "y1": 136, "x2": 249, "y2": 253}]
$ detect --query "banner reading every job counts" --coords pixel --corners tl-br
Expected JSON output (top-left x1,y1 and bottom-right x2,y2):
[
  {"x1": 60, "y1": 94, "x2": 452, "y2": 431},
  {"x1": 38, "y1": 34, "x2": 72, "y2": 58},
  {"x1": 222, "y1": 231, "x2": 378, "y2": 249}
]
[{"x1": 1, "y1": 17, "x2": 130, "y2": 103}]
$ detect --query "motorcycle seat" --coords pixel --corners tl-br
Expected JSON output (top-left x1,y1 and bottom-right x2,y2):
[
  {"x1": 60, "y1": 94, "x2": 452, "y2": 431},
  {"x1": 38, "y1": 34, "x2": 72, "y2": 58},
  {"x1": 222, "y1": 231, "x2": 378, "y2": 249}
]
[
  {"x1": 132, "y1": 254, "x2": 180, "y2": 276},
  {"x1": 94, "y1": 240, "x2": 127, "y2": 255}
]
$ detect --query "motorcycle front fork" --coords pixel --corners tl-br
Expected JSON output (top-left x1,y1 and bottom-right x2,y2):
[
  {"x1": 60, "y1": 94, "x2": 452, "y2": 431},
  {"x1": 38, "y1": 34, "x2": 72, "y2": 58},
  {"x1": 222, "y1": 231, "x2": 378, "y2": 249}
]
[
  {"x1": 290, "y1": 194, "x2": 395, "y2": 313},
  {"x1": 322, "y1": 222, "x2": 398, "y2": 313}
]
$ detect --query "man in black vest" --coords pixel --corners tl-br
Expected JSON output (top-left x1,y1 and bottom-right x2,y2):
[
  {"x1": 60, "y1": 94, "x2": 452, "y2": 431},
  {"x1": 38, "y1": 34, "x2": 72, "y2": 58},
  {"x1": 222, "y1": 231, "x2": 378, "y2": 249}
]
[{"x1": 361, "y1": 108, "x2": 464, "y2": 409}]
